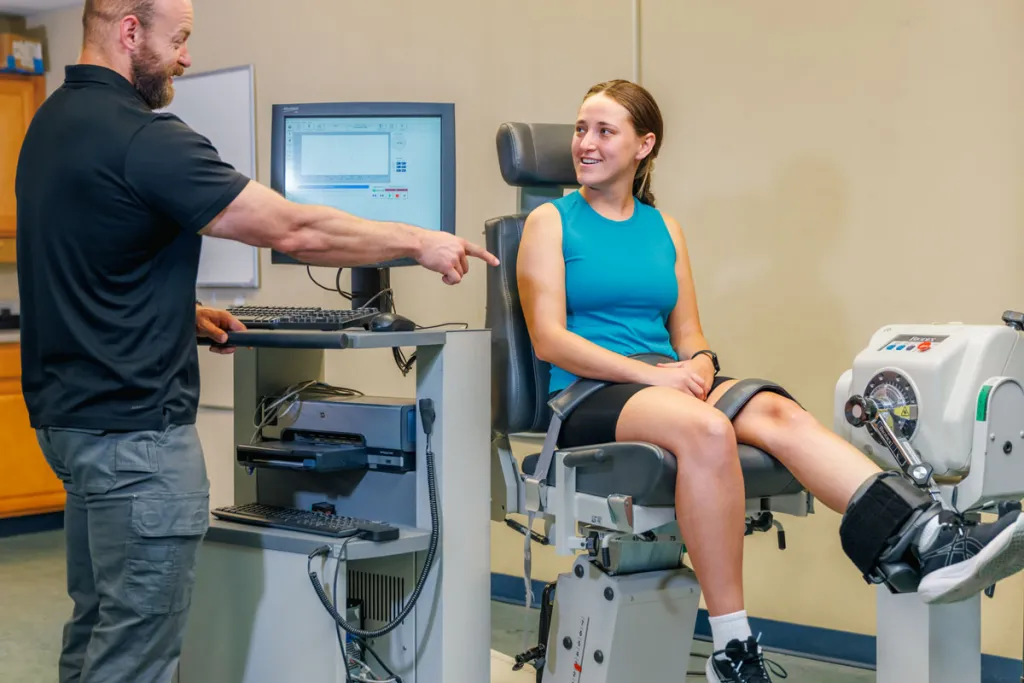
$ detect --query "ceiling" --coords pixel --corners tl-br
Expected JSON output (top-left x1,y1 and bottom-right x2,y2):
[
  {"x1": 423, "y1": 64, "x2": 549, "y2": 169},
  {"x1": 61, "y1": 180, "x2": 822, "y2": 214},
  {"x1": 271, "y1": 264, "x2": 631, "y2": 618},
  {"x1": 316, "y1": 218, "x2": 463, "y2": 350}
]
[{"x1": 0, "y1": 0, "x2": 80, "y2": 16}]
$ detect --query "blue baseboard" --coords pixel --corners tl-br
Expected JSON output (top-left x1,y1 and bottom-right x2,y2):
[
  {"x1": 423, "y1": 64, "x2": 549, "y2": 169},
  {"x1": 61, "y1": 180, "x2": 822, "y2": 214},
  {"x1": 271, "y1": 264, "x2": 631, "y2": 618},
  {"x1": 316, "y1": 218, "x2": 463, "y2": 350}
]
[
  {"x1": 0, "y1": 511, "x2": 64, "y2": 538},
  {"x1": 492, "y1": 572, "x2": 1024, "y2": 683}
]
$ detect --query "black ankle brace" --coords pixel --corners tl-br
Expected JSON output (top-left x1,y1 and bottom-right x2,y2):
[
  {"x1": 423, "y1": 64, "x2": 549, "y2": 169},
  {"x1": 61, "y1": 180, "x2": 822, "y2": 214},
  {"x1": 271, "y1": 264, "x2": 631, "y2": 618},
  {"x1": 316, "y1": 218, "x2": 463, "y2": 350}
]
[{"x1": 839, "y1": 471, "x2": 938, "y2": 581}]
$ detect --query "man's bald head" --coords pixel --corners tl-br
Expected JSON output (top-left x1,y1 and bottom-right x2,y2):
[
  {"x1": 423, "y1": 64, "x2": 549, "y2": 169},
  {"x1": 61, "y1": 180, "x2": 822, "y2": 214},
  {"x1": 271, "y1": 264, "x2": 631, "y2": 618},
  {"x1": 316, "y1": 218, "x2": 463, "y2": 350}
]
[
  {"x1": 79, "y1": 0, "x2": 193, "y2": 109},
  {"x1": 82, "y1": 0, "x2": 156, "y2": 47}
]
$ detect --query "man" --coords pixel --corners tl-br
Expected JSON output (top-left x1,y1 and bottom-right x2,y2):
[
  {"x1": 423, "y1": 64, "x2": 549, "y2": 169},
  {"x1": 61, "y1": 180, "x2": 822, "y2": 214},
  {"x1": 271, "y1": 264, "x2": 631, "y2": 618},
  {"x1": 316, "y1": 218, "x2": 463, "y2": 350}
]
[{"x1": 14, "y1": 1, "x2": 498, "y2": 682}]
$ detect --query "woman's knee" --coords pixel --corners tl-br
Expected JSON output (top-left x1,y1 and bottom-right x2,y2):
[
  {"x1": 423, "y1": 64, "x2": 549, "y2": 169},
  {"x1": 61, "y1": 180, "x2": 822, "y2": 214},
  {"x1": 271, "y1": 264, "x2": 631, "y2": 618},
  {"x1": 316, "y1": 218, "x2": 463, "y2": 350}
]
[
  {"x1": 672, "y1": 407, "x2": 737, "y2": 467},
  {"x1": 738, "y1": 393, "x2": 820, "y2": 454},
  {"x1": 616, "y1": 387, "x2": 737, "y2": 466},
  {"x1": 748, "y1": 393, "x2": 814, "y2": 430}
]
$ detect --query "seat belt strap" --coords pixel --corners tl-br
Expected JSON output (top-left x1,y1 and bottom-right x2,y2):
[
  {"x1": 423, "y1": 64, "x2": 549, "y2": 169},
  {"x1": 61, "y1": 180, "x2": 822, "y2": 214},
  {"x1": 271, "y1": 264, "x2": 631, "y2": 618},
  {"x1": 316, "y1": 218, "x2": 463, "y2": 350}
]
[
  {"x1": 523, "y1": 415, "x2": 561, "y2": 628},
  {"x1": 532, "y1": 414, "x2": 562, "y2": 488}
]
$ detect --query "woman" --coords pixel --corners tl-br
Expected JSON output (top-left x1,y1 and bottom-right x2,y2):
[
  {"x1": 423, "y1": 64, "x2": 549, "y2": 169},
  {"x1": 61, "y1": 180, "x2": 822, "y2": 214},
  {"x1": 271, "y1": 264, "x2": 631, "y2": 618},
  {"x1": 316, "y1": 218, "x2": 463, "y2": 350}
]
[{"x1": 516, "y1": 79, "x2": 1024, "y2": 683}]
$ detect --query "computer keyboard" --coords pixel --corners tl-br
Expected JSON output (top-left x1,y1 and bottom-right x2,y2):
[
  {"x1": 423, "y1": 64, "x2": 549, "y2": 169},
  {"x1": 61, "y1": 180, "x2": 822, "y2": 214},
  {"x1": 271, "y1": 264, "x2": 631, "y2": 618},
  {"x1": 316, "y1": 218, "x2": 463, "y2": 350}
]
[
  {"x1": 212, "y1": 502, "x2": 400, "y2": 540},
  {"x1": 226, "y1": 305, "x2": 379, "y2": 331}
]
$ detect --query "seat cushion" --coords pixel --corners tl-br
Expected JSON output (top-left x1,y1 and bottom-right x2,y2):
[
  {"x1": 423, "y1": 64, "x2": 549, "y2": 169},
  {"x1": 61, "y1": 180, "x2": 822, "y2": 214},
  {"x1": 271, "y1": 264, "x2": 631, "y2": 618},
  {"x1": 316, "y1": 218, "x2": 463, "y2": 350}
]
[{"x1": 522, "y1": 442, "x2": 803, "y2": 507}]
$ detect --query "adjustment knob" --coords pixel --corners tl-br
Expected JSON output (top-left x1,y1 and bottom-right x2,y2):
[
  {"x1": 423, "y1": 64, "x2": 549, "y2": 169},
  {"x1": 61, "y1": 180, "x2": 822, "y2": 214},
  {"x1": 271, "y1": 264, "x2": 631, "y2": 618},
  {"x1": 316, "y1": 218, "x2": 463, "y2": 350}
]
[
  {"x1": 845, "y1": 395, "x2": 877, "y2": 427},
  {"x1": 1003, "y1": 310, "x2": 1024, "y2": 331}
]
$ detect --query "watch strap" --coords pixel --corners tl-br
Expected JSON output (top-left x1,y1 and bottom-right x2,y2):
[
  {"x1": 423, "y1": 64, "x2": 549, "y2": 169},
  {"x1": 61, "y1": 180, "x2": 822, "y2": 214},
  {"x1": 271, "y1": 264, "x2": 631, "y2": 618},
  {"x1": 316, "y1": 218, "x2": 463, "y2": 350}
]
[{"x1": 691, "y1": 349, "x2": 719, "y2": 374}]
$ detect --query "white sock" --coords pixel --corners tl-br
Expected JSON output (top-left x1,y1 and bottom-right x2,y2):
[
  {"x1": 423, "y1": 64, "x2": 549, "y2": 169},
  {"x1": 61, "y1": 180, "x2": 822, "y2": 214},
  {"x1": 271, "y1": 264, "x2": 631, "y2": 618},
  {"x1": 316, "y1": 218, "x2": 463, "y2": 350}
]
[
  {"x1": 915, "y1": 515, "x2": 942, "y2": 551},
  {"x1": 708, "y1": 610, "x2": 752, "y2": 651}
]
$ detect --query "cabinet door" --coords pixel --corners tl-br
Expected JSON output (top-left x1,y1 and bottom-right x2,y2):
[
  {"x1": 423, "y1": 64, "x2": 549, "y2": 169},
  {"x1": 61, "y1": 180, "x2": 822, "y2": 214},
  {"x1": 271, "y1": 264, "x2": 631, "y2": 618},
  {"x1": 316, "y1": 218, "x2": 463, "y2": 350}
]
[
  {"x1": 0, "y1": 392, "x2": 64, "y2": 517},
  {"x1": 0, "y1": 74, "x2": 46, "y2": 238},
  {"x1": 0, "y1": 343, "x2": 64, "y2": 518}
]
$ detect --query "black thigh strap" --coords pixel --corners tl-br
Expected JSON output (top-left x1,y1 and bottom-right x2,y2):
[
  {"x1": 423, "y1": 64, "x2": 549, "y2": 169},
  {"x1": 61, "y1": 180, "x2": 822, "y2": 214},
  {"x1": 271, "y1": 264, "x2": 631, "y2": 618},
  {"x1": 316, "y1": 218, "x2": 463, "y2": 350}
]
[{"x1": 713, "y1": 378, "x2": 800, "y2": 421}]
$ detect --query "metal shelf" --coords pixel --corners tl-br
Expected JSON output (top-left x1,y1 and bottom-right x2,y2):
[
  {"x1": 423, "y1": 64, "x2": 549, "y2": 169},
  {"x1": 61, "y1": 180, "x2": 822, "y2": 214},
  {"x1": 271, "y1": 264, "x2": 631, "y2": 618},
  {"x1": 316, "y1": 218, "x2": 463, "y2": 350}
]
[{"x1": 204, "y1": 517, "x2": 431, "y2": 559}]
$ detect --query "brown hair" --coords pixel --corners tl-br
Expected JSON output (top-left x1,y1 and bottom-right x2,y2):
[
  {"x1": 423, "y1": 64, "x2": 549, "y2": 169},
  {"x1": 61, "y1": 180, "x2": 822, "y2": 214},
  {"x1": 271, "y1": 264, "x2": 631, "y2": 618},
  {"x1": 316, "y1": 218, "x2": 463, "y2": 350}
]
[
  {"x1": 82, "y1": 0, "x2": 156, "y2": 46},
  {"x1": 583, "y1": 79, "x2": 664, "y2": 207}
]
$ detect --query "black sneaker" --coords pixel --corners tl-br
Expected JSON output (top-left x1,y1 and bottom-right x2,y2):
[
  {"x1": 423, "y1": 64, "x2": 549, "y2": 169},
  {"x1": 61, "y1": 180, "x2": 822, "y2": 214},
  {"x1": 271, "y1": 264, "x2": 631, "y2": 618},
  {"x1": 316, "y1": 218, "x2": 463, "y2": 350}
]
[
  {"x1": 916, "y1": 509, "x2": 1024, "y2": 604},
  {"x1": 705, "y1": 636, "x2": 787, "y2": 682}
]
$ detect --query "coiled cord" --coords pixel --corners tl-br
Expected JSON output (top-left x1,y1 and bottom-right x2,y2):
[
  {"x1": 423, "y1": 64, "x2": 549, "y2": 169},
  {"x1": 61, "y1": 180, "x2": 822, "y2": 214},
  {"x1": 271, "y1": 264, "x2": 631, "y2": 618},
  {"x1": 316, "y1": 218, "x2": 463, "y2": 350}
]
[{"x1": 306, "y1": 398, "x2": 439, "y2": 640}]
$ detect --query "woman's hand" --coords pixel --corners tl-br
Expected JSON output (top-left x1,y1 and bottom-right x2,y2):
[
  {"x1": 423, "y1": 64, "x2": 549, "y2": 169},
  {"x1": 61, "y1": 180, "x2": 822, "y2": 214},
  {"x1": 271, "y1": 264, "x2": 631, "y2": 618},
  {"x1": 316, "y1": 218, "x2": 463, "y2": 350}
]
[{"x1": 642, "y1": 359, "x2": 712, "y2": 399}]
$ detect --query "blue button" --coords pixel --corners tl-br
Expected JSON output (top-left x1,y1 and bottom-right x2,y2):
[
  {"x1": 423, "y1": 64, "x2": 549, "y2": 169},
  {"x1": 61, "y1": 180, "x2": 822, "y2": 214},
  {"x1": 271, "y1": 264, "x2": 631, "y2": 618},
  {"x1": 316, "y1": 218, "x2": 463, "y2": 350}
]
[
  {"x1": 887, "y1": 345, "x2": 896, "y2": 350},
  {"x1": 896, "y1": 345, "x2": 906, "y2": 350}
]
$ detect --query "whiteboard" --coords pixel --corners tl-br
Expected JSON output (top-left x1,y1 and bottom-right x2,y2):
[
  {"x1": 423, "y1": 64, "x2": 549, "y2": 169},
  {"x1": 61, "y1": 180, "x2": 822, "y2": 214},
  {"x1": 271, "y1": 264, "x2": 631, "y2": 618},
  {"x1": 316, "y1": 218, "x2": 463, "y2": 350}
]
[{"x1": 159, "y1": 64, "x2": 260, "y2": 288}]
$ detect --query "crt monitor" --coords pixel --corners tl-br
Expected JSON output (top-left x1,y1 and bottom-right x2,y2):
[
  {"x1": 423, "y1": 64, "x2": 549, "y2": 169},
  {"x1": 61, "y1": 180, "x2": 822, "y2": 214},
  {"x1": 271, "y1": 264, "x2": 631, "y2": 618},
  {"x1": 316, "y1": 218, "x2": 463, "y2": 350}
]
[{"x1": 269, "y1": 102, "x2": 456, "y2": 306}]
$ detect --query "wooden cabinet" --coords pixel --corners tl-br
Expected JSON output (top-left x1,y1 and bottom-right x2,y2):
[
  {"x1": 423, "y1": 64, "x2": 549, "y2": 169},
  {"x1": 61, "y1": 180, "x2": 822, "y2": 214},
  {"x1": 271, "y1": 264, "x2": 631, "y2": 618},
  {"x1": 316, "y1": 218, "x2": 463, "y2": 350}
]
[
  {"x1": 0, "y1": 73, "x2": 46, "y2": 261},
  {"x1": 0, "y1": 342, "x2": 64, "y2": 518}
]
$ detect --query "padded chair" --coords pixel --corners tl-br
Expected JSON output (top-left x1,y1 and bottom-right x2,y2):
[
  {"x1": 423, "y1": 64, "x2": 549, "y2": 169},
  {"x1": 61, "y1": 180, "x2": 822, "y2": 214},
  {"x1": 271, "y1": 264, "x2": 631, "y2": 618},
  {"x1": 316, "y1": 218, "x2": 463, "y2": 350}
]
[{"x1": 485, "y1": 123, "x2": 814, "y2": 681}]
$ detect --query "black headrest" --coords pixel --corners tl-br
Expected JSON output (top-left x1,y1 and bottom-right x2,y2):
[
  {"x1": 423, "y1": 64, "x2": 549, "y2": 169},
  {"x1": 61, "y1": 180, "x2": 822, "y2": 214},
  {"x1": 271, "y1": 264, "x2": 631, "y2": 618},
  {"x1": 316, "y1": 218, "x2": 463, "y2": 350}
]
[{"x1": 496, "y1": 122, "x2": 578, "y2": 188}]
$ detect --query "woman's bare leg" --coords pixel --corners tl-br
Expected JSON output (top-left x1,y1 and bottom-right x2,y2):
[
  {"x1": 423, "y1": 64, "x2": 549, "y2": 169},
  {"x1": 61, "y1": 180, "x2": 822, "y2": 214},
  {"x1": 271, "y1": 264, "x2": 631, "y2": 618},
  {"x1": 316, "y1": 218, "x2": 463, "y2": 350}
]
[
  {"x1": 615, "y1": 386, "x2": 747, "y2": 616},
  {"x1": 706, "y1": 381, "x2": 880, "y2": 512},
  {"x1": 706, "y1": 380, "x2": 1024, "y2": 606}
]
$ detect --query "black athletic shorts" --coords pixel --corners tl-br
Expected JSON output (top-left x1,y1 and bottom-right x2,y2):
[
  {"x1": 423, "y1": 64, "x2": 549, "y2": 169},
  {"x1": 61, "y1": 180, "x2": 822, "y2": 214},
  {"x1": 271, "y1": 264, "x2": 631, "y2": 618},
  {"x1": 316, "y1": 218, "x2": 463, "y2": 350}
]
[{"x1": 554, "y1": 376, "x2": 734, "y2": 448}]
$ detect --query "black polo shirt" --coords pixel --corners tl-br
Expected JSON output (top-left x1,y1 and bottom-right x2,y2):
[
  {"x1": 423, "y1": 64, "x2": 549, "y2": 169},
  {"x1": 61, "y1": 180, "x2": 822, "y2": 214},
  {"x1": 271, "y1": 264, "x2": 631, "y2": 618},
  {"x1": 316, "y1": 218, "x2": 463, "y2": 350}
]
[{"x1": 15, "y1": 65, "x2": 250, "y2": 431}]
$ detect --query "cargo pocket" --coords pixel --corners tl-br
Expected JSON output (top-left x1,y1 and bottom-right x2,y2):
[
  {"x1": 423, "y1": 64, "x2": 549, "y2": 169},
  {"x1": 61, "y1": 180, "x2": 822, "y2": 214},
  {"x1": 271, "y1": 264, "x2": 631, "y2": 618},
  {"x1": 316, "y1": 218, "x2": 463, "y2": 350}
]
[{"x1": 124, "y1": 492, "x2": 210, "y2": 615}]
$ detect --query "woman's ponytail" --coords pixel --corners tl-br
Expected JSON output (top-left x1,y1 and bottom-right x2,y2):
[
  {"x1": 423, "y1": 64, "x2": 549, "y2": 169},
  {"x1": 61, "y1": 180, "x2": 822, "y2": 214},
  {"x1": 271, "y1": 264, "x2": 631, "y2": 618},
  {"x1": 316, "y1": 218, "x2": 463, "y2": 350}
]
[{"x1": 633, "y1": 157, "x2": 656, "y2": 207}]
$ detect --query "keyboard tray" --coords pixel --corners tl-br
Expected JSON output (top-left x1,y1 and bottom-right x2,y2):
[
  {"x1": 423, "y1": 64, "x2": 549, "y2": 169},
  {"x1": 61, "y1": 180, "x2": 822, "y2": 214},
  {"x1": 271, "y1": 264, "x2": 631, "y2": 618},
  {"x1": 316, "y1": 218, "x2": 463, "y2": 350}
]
[{"x1": 237, "y1": 440, "x2": 368, "y2": 472}]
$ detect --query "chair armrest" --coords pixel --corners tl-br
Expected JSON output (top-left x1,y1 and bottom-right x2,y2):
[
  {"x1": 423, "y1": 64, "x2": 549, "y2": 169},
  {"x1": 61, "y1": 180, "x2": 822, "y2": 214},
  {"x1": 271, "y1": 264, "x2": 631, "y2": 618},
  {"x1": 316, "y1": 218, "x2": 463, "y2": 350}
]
[{"x1": 547, "y1": 353, "x2": 674, "y2": 419}]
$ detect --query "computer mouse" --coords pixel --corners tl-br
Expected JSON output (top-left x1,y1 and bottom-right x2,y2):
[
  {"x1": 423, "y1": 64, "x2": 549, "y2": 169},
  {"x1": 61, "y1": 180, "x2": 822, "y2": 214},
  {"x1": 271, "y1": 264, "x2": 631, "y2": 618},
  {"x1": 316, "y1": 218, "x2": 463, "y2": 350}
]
[{"x1": 369, "y1": 312, "x2": 417, "y2": 333}]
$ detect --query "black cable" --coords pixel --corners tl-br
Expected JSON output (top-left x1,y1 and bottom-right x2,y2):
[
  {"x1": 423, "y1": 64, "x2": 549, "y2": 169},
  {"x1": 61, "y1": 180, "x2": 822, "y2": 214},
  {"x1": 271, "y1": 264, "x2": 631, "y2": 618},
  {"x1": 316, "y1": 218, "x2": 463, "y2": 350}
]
[
  {"x1": 357, "y1": 636, "x2": 401, "y2": 682},
  {"x1": 308, "y1": 265, "x2": 410, "y2": 375},
  {"x1": 336, "y1": 269, "x2": 352, "y2": 300},
  {"x1": 330, "y1": 539, "x2": 401, "y2": 683},
  {"x1": 332, "y1": 541, "x2": 355, "y2": 683},
  {"x1": 306, "y1": 266, "x2": 337, "y2": 292},
  {"x1": 307, "y1": 398, "x2": 439, "y2": 642},
  {"x1": 413, "y1": 322, "x2": 469, "y2": 330},
  {"x1": 381, "y1": 268, "x2": 396, "y2": 313},
  {"x1": 307, "y1": 266, "x2": 353, "y2": 300},
  {"x1": 376, "y1": 270, "x2": 412, "y2": 375},
  {"x1": 252, "y1": 381, "x2": 363, "y2": 444}
]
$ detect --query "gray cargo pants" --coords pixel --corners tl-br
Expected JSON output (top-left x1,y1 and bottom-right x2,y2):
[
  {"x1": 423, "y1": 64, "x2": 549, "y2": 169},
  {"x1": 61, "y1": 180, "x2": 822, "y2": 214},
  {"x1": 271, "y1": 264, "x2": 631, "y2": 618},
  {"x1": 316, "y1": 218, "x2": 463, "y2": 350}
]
[{"x1": 36, "y1": 424, "x2": 210, "y2": 683}]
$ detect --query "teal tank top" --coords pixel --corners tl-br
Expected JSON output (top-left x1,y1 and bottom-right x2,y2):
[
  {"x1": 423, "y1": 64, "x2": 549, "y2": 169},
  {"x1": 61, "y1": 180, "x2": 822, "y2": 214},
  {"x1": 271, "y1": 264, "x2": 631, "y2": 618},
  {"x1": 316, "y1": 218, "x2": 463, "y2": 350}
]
[{"x1": 547, "y1": 190, "x2": 679, "y2": 394}]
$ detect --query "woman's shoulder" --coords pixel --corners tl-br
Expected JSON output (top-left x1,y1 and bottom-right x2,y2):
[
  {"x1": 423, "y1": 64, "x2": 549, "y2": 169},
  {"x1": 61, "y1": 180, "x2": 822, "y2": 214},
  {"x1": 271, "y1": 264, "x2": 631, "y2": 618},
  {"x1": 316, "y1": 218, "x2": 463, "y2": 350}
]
[
  {"x1": 522, "y1": 199, "x2": 565, "y2": 244},
  {"x1": 548, "y1": 190, "x2": 585, "y2": 221},
  {"x1": 646, "y1": 204, "x2": 681, "y2": 233},
  {"x1": 645, "y1": 206, "x2": 686, "y2": 252},
  {"x1": 525, "y1": 192, "x2": 580, "y2": 232}
]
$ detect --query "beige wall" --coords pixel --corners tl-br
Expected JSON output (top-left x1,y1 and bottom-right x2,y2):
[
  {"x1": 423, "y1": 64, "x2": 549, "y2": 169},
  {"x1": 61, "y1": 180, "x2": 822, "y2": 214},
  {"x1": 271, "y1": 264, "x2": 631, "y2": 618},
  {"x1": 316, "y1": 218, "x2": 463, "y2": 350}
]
[
  {"x1": 639, "y1": 0, "x2": 1024, "y2": 658},
  {"x1": 22, "y1": 0, "x2": 1024, "y2": 661}
]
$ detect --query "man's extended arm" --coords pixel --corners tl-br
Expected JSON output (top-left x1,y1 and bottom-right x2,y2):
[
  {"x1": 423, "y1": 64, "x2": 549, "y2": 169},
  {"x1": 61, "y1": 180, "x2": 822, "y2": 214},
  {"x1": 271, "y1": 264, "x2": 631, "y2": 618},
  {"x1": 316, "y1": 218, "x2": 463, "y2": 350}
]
[{"x1": 201, "y1": 181, "x2": 496, "y2": 284}]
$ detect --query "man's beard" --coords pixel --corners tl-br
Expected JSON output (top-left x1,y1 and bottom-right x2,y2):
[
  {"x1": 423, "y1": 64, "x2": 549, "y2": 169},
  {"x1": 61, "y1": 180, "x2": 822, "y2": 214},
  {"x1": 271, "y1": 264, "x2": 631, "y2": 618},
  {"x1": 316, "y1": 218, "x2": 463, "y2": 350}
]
[{"x1": 130, "y1": 41, "x2": 181, "y2": 110}]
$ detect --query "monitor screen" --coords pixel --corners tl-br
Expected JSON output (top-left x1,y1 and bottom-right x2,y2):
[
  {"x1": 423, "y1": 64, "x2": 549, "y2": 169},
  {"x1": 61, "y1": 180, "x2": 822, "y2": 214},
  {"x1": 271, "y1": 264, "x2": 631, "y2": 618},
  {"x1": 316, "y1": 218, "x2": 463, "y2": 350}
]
[
  {"x1": 270, "y1": 102, "x2": 455, "y2": 268},
  {"x1": 284, "y1": 116, "x2": 441, "y2": 231}
]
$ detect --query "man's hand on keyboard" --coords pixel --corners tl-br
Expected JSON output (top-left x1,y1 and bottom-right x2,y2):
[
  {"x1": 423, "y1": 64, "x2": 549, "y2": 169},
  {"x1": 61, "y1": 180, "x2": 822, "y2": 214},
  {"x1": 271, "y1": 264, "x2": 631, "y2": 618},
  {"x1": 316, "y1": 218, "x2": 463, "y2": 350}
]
[
  {"x1": 415, "y1": 231, "x2": 499, "y2": 285},
  {"x1": 196, "y1": 305, "x2": 247, "y2": 353}
]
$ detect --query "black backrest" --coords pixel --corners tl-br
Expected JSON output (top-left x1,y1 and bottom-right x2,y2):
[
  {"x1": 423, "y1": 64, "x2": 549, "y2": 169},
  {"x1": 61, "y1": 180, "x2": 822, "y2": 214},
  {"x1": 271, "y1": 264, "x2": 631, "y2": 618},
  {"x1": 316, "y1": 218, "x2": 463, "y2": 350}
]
[{"x1": 485, "y1": 122, "x2": 577, "y2": 435}]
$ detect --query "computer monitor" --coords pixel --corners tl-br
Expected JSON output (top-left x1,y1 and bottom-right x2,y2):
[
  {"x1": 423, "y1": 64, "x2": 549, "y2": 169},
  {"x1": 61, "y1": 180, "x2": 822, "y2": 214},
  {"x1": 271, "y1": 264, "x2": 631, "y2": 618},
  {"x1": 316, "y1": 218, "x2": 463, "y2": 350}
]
[{"x1": 269, "y1": 102, "x2": 455, "y2": 307}]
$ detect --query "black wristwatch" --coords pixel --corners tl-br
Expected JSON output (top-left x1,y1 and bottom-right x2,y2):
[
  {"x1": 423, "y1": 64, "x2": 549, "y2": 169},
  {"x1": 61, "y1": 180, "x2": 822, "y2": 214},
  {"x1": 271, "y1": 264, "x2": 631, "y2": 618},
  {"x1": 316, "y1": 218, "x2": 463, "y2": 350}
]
[{"x1": 691, "y1": 349, "x2": 720, "y2": 375}]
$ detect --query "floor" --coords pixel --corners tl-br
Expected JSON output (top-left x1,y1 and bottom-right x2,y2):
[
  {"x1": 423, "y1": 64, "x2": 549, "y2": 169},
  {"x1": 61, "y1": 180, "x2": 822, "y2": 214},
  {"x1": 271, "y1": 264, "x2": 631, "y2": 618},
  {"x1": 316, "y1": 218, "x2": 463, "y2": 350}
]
[{"x1": 0, "y1": 529, "x2": 874, "y2": 682}]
